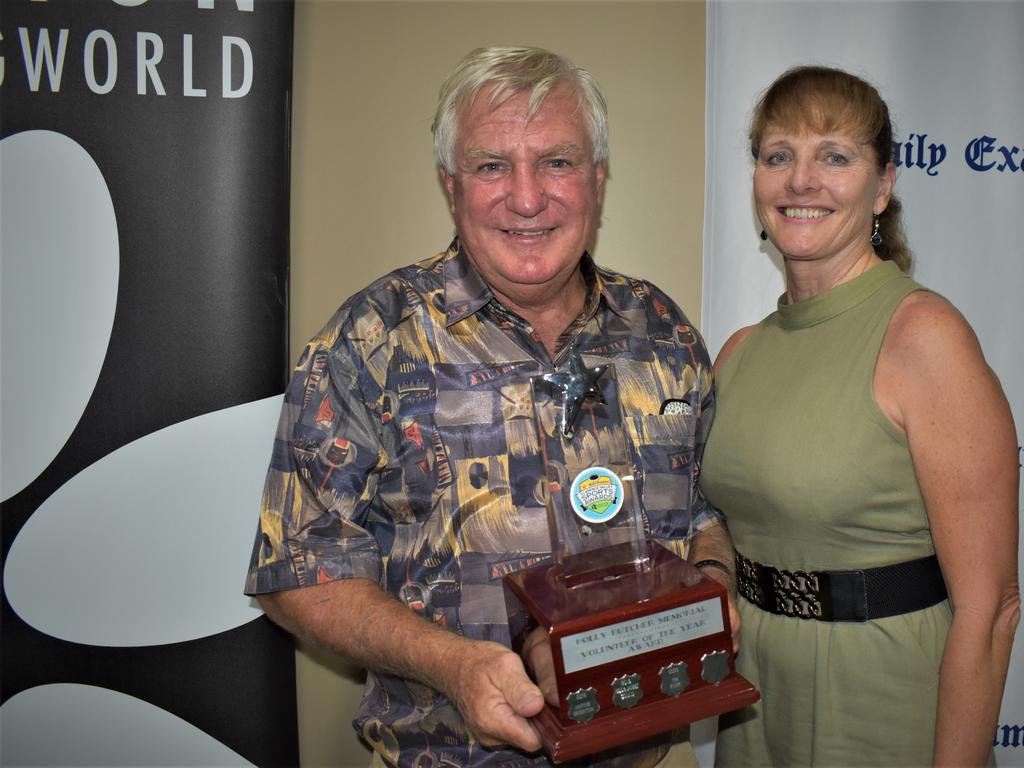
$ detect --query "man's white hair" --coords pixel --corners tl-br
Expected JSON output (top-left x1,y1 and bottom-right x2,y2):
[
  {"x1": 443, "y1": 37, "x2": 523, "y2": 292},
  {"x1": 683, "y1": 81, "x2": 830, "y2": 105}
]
[{"x1": 432, "y1": 46, "x2": 609, "y2": 175}]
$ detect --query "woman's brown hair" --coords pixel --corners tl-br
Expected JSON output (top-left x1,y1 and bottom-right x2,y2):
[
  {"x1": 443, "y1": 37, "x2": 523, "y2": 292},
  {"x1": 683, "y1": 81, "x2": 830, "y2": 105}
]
[{"x1": 750, "y1": 66, "x2": 912, "y2": 273}]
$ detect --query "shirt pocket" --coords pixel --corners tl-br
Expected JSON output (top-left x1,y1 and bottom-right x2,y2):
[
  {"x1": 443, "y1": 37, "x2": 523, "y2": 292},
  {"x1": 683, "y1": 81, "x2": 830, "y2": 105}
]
[{"x1": 624, "y1": 412, "x2": 698, "y2": 538}]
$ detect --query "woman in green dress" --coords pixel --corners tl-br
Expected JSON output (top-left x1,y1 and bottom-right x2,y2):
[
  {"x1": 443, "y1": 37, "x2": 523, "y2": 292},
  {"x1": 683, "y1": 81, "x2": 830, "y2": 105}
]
[{"x1": 700, "y1": 66, "x2": 1019, "y2": 766}]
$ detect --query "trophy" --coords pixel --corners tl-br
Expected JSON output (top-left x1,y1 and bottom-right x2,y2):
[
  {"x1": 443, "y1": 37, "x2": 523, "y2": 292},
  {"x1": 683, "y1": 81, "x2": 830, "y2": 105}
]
[{"x1": 502, "y1": 348, "x2": 758, "y2": 763}]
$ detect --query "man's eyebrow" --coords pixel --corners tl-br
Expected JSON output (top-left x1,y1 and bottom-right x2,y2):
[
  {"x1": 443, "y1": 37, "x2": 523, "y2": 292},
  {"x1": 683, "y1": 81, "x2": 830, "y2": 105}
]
[
  {"x1": 463, "y1": 148, "x2": 505, "y2": 161},
  {"x1": 461, "y1": 143, "x2": 587, "y2": 161},
  {"x1": 543, "y1": 142, "x2": 586, "y2": 158}
]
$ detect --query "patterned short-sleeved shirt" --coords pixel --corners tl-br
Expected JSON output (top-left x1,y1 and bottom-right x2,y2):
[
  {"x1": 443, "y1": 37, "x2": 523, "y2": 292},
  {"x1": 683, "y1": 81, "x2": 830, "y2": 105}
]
[{"x1": 246, "y1": 240, "x2": 719, "y2": 767}]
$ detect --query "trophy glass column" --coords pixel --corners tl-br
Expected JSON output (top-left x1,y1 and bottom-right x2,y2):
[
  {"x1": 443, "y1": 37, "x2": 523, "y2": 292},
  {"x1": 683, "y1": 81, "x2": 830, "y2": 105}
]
[{"x1": 502, "y1": 348, "x2": 758, "y2": 763}]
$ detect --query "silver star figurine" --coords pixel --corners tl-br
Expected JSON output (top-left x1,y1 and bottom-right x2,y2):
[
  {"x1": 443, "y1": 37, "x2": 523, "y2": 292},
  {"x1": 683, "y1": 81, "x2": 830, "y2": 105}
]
[{"x1": 542, "y1": 346, "x2": 608, "y2": 439}]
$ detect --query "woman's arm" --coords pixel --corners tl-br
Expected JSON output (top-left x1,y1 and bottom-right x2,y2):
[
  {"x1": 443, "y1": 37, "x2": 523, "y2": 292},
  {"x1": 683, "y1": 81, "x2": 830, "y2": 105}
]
[{"x1": 876, "y1": 291, "x2": 1020, "y2": 767}]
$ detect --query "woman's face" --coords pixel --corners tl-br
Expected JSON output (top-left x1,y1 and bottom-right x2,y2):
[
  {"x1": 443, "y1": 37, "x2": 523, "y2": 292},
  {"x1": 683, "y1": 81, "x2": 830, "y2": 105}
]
[{"x1": 754, "y1": 126, "x2": 894, "y2": 266}]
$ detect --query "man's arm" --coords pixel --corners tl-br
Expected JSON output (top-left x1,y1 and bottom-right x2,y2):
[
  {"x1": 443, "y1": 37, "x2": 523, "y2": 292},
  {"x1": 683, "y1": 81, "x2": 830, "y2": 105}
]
[
  {"x1": 250, "y1": 328, "x2": 544, "y2": 754},
  {"x1": 680, "y1": 314, "x2": 740, "y2": 651},
  {"x1": 687, "y1": 521, "x2": 739, "y2": 652},
  {"x1": 683, "y1": 321, "x2": 756, "y2": 654},
  {"x1": 258, "y1": 578, "x2": 545, "y2": 753}
]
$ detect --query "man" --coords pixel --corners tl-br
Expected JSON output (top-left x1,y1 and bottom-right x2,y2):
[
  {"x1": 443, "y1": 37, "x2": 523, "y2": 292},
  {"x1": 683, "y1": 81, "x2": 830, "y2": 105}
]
[{"x1": 246, "y1": 46, "x2": 736, "y2": 767}]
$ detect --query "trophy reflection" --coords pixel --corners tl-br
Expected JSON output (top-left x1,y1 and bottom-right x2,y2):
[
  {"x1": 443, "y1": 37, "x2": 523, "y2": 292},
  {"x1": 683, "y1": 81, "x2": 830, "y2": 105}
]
[{"x1": 502, "y1": 349, "x2": 758, "y2": 763}]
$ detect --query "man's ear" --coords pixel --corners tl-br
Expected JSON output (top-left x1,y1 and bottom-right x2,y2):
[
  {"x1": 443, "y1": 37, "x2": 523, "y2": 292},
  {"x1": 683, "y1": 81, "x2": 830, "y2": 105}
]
[
  {"x1": 595, "y1": 162, "x2": 607, "y2": 205},
  {"x1": 441, "y1": 168, "x2": 457, "y2": 215}
]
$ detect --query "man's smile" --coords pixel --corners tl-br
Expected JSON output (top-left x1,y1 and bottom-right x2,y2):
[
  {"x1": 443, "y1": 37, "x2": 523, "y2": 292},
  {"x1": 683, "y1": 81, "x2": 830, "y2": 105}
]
[{"x1": 502, "y1": 227, "x2": 554, "y2": 237}]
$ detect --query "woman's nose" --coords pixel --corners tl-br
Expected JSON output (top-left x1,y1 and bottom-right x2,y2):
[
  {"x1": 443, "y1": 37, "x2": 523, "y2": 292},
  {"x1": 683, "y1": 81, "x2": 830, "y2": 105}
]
[{"x1": 786, "y1": 156, "x2": 819, "y2": 195}]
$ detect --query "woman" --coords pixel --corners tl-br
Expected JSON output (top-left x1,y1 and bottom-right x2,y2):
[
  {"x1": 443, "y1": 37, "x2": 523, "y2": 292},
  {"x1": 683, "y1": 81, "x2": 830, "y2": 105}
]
[{"x1": 700, "y1": 66, "x2": 1019, "y2": 766}]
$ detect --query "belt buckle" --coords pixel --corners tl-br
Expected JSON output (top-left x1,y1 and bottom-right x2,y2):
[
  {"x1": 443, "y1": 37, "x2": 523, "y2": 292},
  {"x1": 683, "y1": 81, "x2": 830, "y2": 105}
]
[{"x1": 771, "y1": 568, "x2": 832, "y2": 620}]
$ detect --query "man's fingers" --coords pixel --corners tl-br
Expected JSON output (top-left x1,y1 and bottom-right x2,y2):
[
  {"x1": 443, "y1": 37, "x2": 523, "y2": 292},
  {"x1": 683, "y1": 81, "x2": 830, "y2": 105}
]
[
  {"x1": 522, "y1": 629, "x2": 559, "y2": 706},
  {"x1": 728, "y1": 596, "x2": 741, "y2": 654},
  {"x1": 475, "y1": 704, "x2": 543, "y2": 753},
  {"x1": 469, "y1": 690, "x2": 543, "y2": 753},
  {"x1": 453, "y1": 643, "x2": 546, "y2": 753},
  {"x1": 508, "y1": 715, "x2": 542, "y2": 753},
  {"x1": 507, "y1": 674, "x2": 544, "y2": 718},
  {"x1": 490, "y1": 649, "x2": 544, "y2": 717},
  {"x1": 489, "y1": 654, "x2": 544, "y2": 751}
]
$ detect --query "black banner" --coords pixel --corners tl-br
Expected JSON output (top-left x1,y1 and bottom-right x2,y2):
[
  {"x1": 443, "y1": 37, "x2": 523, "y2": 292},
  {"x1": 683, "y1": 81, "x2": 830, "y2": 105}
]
[{"x1": 1, "y1": 0, "x2": 297, "y2": 764}]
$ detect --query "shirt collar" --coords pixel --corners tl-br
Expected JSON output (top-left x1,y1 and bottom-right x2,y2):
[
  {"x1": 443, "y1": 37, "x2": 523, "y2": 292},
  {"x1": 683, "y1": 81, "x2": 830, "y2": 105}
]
[
  {"x1": 442, "y1": 239, "x2": 492, "y2": 326},
  {"x1": 442, "y1": 237, "x2": 627, "y2": 327}
]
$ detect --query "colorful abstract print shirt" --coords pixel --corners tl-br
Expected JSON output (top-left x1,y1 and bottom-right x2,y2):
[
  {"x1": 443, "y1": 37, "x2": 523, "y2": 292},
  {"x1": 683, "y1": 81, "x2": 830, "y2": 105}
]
[{"x1": 246, "y1": 240, "x2": 719, "y2": 767}]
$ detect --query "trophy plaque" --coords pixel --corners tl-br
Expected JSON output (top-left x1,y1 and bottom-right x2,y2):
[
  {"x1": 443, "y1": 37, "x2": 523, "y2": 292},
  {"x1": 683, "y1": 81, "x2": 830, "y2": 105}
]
[{"x1": 502, "y1": 349, "x2": 758, "y2": 763}]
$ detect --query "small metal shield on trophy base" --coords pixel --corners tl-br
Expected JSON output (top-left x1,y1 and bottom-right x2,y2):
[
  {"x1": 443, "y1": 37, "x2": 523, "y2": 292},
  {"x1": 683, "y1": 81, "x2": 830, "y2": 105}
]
[
  {"x1": 565, "y1": 688, "x2": 599, "y2": 724},
  {"x1": 659, "y1": 661, "x2": 690, "y2": 697},
  {"x1": 610, "y1": 673, "x2": 644, "y2": 709},
  {"x1": 501, "y1": 349, "x2": 759, "y2": 764}
]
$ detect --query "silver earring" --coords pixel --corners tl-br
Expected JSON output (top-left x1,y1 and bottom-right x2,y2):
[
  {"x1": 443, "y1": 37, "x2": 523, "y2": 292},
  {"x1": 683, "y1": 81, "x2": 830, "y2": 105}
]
[{"x1": 870, "y1": 215, "x2": 882, "y2": 247}]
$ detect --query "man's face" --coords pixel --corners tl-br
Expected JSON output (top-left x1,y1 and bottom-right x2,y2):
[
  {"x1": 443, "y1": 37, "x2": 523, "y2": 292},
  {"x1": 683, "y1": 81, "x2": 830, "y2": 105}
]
[{"x1": 443, "y1": 85, "x2": 606, "y2": 306}]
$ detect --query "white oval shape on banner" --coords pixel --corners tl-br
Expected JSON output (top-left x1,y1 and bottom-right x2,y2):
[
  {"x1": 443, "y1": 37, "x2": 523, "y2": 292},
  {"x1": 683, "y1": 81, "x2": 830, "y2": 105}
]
[
  {"x1": 0, "y1": 130, "x2": 119, "y2": 501},
  {"x1": 3, "y1": 395, "x2": 281, "y2": 646},
  {"x1": 0, "y1": 683, "x2": 252, "y2": 766}
]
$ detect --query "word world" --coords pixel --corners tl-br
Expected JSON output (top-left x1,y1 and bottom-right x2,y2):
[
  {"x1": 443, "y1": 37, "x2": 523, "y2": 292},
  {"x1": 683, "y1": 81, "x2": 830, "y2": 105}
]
[{"x1": 2, "y1": 1, "x2": 257, "y2": 98}]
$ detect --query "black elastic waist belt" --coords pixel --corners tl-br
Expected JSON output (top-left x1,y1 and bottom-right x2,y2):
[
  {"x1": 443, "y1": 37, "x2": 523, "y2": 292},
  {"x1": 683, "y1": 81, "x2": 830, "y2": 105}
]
[{"x1": 735, "y1": 550, "x2": 947, "y2": 622}]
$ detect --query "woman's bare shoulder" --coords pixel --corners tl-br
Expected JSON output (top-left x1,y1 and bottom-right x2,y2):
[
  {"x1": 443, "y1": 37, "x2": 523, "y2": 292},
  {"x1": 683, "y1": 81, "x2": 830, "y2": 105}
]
[
  {"x1": 877, "y1": 288, "x2": 1007, "y2": 434},
  {"x1": 883, "y1": 290, "x2": 981, "y2": 367},
  {"x1": 714, "y1": 325, "x2": 758, "y2": 375}
]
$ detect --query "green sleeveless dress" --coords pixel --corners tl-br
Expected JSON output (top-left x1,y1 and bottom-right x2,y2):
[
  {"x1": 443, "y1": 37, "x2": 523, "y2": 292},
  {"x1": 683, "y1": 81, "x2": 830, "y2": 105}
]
[{"x1": 700, "y1": 261, "x2": 958, "y2": 767}]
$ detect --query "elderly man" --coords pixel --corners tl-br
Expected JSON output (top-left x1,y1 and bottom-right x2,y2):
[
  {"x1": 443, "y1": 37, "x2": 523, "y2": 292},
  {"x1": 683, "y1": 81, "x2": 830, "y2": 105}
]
[{"x1": 246, "y1": 46, "x2": 735, "y2": 767}]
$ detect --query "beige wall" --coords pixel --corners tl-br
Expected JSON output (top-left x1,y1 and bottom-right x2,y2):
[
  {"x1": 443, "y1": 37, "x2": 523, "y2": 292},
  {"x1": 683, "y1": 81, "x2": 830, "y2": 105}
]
[{"x1": 289, "y1": 2, "x2": 706, "y2": 764}]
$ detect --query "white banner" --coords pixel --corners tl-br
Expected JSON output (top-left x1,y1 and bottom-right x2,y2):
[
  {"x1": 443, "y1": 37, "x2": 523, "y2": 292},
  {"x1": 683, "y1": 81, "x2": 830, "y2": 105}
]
[{"x1": 704, "y1": 1, "x2": 1023, "y2": 763}]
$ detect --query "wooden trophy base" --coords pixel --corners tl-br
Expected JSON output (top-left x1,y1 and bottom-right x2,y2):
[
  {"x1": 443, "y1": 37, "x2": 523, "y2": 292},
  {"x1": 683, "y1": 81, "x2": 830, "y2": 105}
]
[
  {"x1": 503, "y1": 541, "x2": 759, "y2": 764},
  {"x1": 534, "y1": 673, "x2": 757, "y2": 763}
]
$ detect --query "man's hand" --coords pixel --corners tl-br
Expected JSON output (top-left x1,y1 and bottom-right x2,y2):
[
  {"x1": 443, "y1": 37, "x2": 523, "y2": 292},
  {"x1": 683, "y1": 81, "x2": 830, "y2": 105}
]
[
  {"x1": 719, "y1": 584, "x2": 742, "y2": 655},
  {"x1": 521, "y1": 627, "x2": 559, "y2": 707},
  {"x1": 727, "y1": 593, "x2": 740, "y2": 655},
  {"x1": 692, "y1": 565, "x2": 740, "y2": 654},
  {"x1": 687, "y1": 522, "x2": 741, "y2": 654},
  {"x1": 443, "y1": 639, "x2": 545, "y2": 753}
]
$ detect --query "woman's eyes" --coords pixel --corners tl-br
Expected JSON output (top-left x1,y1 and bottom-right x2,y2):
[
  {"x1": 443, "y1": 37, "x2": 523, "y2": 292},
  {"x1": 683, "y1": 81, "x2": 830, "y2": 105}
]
[{"x1": 763, "y1": 150, "x2": 849, "y2": 166}]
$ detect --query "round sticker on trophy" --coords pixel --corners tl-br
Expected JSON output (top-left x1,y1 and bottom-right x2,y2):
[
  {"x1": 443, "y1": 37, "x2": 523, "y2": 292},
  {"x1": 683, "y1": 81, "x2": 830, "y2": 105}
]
[{"x1": 570, "y1": 467, "x2": 624, "y2": 525}]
